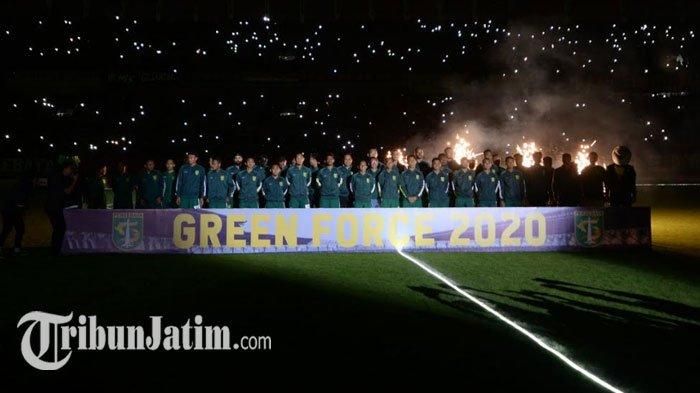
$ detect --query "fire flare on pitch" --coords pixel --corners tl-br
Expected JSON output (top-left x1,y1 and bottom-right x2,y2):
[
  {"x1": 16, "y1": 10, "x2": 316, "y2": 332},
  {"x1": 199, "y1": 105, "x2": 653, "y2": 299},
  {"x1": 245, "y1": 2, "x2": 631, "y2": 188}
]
[{"x1": 515, "y1": 141, "x2": 541, "y2": 167}]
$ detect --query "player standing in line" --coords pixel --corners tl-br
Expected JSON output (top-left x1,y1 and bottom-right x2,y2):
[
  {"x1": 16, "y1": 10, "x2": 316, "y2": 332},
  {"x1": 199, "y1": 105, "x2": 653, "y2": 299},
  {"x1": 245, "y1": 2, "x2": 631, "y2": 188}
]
[
  {"x1": 474, "y1": 158, "x2": 501, "y2": 207},
  {"x1": 137, "y1": 159, "x2": 162, "y2": 208},
  {"x1": 161, "y1": 159, "x2": 177, "y2": 208},
  {"x1": 475, "y1": 150, "x2": 493, "y2": 175},
  {"x1": 205, "y1": 157, "x2": 233, "y2": 208},
  {"x1": 492, "y1": 153, "x2": 505, "y2": 176},
  {"x1": 392, "y1": 149, "x2": 407, "y2": 172},
  {"x1": 605, "y1": 146, "x2": 637, "y2": 207},
  {"x1": 175, "y1": 153, "x2": 206, "y2": 209},
  {"x1": 414, "y1": 147, "x2": 431, "y2": 176},
  {"x1": 235, "y1": 157, "x2": 263, "y2": 208},
  {"x1": 500, "y1": 156, "x2": 526, "y2": 207},
  {"x1": 263, "y1": 164, "x2": 288, "y2": 208},
  {"x1": 278, "y1": 156, "x2": 289, "y2": 177},
  {"x1": 337, "y1": 154, "x2": 354, "y2": 208},
  {"x1": 367, "y1": 148, "x2": 384, "y2": 171},
  {"x1": 113, "y1": 162, "x2": 134, "y2": 209},
  {"x1": 350, "y1": 160, "x2": 375, "y2": 208},
  {"x1": 552, "y1": 153, "x2": 581, "y2": 206},
  {"x1": 444, "y1": 147, "x2": 461, "y2": 172},
  {"x1": 85, "y1": 164, "x2": 108, "y2": 209},
  {"x1": 580, "y1": 151, "x2": 606, "y2": 207},
  {"x1": 543, "y1": 156, "x2": 555, "y2": 205},
  {"x1": 425, "y1": 158, "x2": 450, "y2": 208},
  {"x1": 226, "y1": 155, "x2": 242, "y2": 208},
  {"x1": 286, "y1": 152, "x2": 312, "y2": 208},
  {"x1": 368, "y1": 157, "x2": 382, "y2": 207},
  {"x1": 308, "y1": 153, "x2": 321, "y2": 208},
  {"x1": 513, "y1": 153, "x2": 525, "y2": 173},
  {"x1": 400, "y1": 155, "x2": 425, "y2": 208},
  {"x1": 452, "y1": 157, "x2": 476, "y2": 207},
  {"x1": 378, "y1": 157, "x2": 401, "y2": 208},
  {"x1": 316, "y1": 153, "x2": 343, "y2": 208},
  {"x1": 525, "y1": 152, "x2": 547, "y2": 207}
]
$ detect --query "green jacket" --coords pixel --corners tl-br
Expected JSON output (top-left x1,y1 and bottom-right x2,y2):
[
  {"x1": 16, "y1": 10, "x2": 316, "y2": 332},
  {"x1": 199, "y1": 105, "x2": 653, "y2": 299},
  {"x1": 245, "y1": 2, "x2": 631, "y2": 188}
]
[
  {"x1": 235, "y1": 169, "x2": 262, "y2": 202},
  {"x1": 138, "y1": 170, "x2": 162, "y2": 202},
  {"x1": 286, "y1": 165, "x2": 312, "y2": 198},
  {"x1": 337, "y1": 165, "x2": 354, "y2": 197},
  {"x1": 350, "y1": 172, "x2": 376, "y2": 202},
  {"x1": 474, "y1": 171, "x2": 501, "y2": 202},
  {"x1": 425, "y1": 171, "x2": 450, "y2": 203},
  {"x1": 206, "y1": 169, "x2": 234, "y2": 200},
  {"x1": 400, "y1": 168, "x2": 425, "y2": 197},
  {"x1": 176, "y1": 164, "x2": 206, "y2": 198},
  {"x1": 452, "y1": 169, "x2": 476, "y2": 198},
  {"x1": 263, "y1": 175, "x2": 288, "y2": 202},
  {"x1": 316, "y1": 166, "x2": 342, "y2": 197},
  {"x1": 500, "y1": 169, "x2": 526, "y2": 202},
  {"x1": 377, "y1": 168, "x2": 401, "y2": 200}
]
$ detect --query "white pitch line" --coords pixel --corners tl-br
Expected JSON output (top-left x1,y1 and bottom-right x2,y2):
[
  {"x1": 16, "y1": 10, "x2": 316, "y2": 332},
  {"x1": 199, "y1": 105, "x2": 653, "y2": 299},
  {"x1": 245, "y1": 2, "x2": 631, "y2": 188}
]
[{"x1": 396, "y1": 248, "x2": 624, "y2": 393}]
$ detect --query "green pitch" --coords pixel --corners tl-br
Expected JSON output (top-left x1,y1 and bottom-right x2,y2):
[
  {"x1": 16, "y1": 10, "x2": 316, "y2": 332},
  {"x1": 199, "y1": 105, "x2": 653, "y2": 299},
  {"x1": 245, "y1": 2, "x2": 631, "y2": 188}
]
[{"x1": 1, "y1": 186, "x2": 699, "y2": 390}]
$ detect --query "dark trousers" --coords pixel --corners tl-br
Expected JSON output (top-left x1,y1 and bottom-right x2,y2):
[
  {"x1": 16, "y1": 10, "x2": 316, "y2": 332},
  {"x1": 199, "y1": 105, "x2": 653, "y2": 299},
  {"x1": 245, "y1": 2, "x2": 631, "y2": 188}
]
[
  {"x1": 0, "y1": 208, "x2": 25, "y2": 250},
  {"x1": 46, "y1": 209, "x2": 66, "y2": 255}
]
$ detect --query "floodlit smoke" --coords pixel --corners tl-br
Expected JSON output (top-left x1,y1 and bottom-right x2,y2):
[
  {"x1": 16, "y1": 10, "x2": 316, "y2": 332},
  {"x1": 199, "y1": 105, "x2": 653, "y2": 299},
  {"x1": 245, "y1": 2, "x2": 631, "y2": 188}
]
[{"x1": 402, "y1": 24, "x2": 661, "y2": 176}]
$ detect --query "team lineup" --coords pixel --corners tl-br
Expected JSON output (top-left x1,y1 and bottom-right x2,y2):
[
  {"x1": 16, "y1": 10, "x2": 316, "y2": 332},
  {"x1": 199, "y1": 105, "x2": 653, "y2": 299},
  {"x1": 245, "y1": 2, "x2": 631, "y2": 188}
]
[{"x1": 82, "y1": 145, "x2": 638, "y2": 211}]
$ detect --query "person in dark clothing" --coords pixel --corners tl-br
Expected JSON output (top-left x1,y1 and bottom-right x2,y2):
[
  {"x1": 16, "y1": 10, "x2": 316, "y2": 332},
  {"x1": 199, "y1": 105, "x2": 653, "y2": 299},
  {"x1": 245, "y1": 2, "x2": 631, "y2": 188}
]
[
  {"x1": 414, "y1": 147, "x2": 431, "y2": 176},
  {"x1": 552, "y1": 153, "x2": 581, "y2": 206},
  {"x1": 543, "y1": 156, "x2": 555, "y2": 205},
  {"x1": 605, "y1": 146, "x2": 637, "y2": 207},
  {"x1": 112, "y1": 162, "x2": 134, "y2": 209},
  {"x1": 45, "y1": 163, "x2": 79, "y2": 255},
  {"x1": 85, "y1": 165, "x2": 108, "y2": 209},
  {"x1": 525, "y1": 152, "x2": 548, "y2": 207},
  {"x1": 580, "y1": 152, "x2": 606, "y2": 207},
  {"x1": 0, "y1": 173, "x2": 34, "y2": 256}
]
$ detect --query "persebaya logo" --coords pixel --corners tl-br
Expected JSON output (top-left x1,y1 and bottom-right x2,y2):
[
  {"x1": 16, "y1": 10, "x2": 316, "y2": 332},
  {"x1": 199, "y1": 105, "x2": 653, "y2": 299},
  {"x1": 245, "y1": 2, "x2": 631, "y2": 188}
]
[
  {"x1": 112, "y1": 212, "x2": 144, "y2": 251},
  {"x1": 575, "y1": 210, "x2": 604, "y2": 247}
]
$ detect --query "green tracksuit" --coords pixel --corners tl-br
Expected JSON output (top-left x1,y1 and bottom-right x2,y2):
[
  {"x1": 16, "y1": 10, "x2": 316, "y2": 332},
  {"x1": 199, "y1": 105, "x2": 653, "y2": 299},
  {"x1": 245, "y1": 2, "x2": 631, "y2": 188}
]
[
  {"x1": 309, "y1": 166, "x2": 320, "y2": 207},
  {"x1": 425, "y1": 171, "x2": 450, "y2": 207},
  {"x1": 263, "y1": 175, "x2": 288, "y2": 208},
  {"x1": 161, "y1": 170, "x2": 177, "y2": 208},
  {"x1": 176, "y1": 164, "x2": 206, "y2": 208},
  {"x1": 400, "y1": 168, "x2": 425, "y2": 208},
  {"x1": 113, "y1": 173, "x2": 134, "y2": 209},
  {"x1": 500, "y1": 169, "x2": 526, "y2": 207},
  {"x1": 337, "y1": 165, "x2": 353, "y2": 205},
  {"x1": 226, "y1": 165, "x2": 241, "y2": 208},
  {"x1": 369, "y1": 168, "x2": 380, "y2": 206},
  {"x1": 138, "y1": 170, "x2": 162, "y2": 208},
  {"x1": 378, "y1": 168, "x2": 401, "y2": 207},
  {"x1": 351, "y1": 172, "x2": 375, "y2": 208},
  {"x1": 286, "y1": 165, "x2": 312, "y2": 208},
  {"x1": 206, "y1": 169, "x2": 234, "y2": 208},
  {"x1": 452, "y1": 169, "x2": 476, "y2": 207},
  {"x1": 316, "y1": 166, "x2": 342, "y2": 208},
  {"x1": 474, "y1": 171, "x2": 501, "y2": 207},
  {"x1": 235, "y1": 169, "x2": 262, "y2": 208}
]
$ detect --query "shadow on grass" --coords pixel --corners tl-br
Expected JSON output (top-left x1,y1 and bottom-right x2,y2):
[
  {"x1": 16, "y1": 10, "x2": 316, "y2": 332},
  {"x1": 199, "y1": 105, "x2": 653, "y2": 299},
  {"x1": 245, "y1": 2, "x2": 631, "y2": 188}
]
[
  {"x1": 0, "y1": 250, "x2": 597, "y2": 391},
  {"x1": 409, "y1": 276, "x2": 700, "y2": 393}
]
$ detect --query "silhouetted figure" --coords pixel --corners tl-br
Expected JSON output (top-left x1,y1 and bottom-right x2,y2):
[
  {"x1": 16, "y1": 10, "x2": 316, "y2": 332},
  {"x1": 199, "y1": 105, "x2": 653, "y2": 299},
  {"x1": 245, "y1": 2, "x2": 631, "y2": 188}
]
[
  {"x1": 45, "y1": 163, "x2": 79, "y2": 255},
  {"x1": 580, "y1": 152, "x2": 606, "y2": 207},
  {"x1": 543, "y1": 156, "x2": 555, "y2": 205},
  {"x1": 85, "y1": 165, "x2": 108, "y2": 209},
  {"x1": 605, "y1": 146, "x2": 636, "y2": 207},
  {"x1": 552, "y1": 153, "x2": 581, "y2": 206},
  {"x1": 0, "y1": 173, "x2": 34, "y2": 256},
  {"x1": 525, "y1": 152, "x2": 548, "y2": 206}
]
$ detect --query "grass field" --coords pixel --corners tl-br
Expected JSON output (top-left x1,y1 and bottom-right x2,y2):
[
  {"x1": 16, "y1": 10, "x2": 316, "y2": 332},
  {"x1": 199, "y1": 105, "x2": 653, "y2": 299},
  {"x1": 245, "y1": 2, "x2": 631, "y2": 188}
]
[{"x1": 1, "y1": 186, "x2": 699, "y2": 391}]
